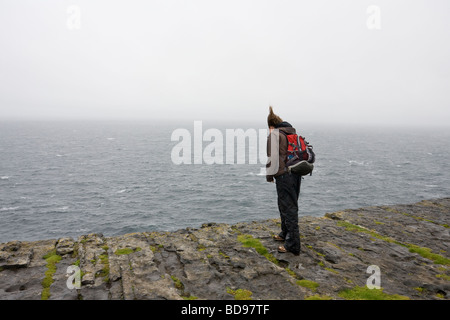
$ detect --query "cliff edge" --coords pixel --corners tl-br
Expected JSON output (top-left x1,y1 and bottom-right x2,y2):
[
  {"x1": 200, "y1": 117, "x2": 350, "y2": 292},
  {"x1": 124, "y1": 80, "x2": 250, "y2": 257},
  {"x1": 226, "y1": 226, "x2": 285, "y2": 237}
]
[{"x1": 1, "y1": 198, "x2": 449, "y2": 300}]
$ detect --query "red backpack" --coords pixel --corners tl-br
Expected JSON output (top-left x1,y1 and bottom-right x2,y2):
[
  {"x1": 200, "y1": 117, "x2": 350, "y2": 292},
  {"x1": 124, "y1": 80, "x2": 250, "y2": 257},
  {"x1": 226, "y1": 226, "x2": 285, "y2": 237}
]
[{"x1": 281, "y1": 132, "x2": 315, "y2": 176}]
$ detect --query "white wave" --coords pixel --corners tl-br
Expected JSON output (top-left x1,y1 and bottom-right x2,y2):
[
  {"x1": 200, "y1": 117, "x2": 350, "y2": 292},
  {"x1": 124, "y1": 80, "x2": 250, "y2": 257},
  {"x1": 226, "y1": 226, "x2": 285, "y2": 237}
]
[
  {"x1": 348, "y1": 160, "x2": 366, "y2": 166},
  {"x1": 107, "y1": 137, "x2": 116, "y2": 141},
  {"x1": 0, "y1": 206, "x2": 19, "y2": 211},
  {"x1": 1, "y1": 176, "x2": 9, "y2": 180},
  {"x1": 117, "y1": 189, "x2": 127, "y2": 193},
  {"x1": 56, "y1": 154, "x2": 63, "y2": 157}
]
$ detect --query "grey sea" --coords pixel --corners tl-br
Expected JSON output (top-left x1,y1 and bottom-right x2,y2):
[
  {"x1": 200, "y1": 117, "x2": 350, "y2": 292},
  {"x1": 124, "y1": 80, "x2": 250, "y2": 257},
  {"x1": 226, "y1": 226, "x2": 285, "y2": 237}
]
[{"x1": 1, "y1": 120, "x2": 449, "y2": 243}]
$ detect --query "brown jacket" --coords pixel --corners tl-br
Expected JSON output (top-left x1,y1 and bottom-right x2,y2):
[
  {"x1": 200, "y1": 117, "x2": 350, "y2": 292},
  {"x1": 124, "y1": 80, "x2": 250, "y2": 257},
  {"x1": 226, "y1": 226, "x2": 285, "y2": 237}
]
[{"x1": 266, "y1": 122, "x2": 296, "y2": 182}]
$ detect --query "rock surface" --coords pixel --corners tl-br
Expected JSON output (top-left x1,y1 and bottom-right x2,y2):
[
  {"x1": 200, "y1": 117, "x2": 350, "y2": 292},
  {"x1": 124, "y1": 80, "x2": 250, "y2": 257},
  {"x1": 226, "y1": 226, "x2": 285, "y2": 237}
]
[{"x1": 0, "y1": 198, "x2": 449, "y2": 300}]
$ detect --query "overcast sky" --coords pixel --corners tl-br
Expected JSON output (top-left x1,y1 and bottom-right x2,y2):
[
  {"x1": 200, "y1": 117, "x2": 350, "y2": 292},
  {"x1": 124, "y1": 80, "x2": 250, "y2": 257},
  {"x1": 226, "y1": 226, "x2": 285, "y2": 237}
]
[{"x1": 0, "y1": 0, "x2": 449, "y2": 126}]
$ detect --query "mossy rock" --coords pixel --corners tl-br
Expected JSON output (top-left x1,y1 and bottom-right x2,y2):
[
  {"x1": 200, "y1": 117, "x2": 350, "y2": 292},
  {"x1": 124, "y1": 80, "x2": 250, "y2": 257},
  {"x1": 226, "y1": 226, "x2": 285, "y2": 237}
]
[{"x1": 338, "y1": 286, "x2": 410, "y2": 300}]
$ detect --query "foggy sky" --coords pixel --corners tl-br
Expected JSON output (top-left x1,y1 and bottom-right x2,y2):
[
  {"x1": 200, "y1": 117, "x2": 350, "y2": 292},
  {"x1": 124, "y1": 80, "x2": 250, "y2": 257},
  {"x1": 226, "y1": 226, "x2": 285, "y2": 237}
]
[{"x1": 1, "y1": 0, "x2": 449, "y2": 126}]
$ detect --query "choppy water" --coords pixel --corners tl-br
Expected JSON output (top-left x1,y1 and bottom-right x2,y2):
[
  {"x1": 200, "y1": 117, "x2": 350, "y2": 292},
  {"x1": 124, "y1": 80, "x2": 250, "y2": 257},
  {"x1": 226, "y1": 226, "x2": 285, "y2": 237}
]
[{"x1": 1, "y1": 120, "x2": 449, "y2": 242}]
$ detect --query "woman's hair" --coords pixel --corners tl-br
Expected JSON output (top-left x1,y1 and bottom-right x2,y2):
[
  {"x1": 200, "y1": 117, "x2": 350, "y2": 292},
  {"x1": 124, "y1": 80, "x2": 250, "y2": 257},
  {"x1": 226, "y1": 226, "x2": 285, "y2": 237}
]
[{"x1": 267, "y1": 106, "x2": 283, "y2": 127}]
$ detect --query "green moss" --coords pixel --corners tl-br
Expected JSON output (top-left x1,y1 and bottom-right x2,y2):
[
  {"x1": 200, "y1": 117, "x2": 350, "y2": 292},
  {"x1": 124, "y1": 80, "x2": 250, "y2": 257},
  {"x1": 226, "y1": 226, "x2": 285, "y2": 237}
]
[
  {"x1": 230, "y1": 226, "x2": 242, "y2": 235},
  {"x1": 219, "y1": 250, "x2": 230, "y2": 259},
  {"x1": 306, "y1": 245, "x2": 325, "y2": 257},
  {"x1": 305, "y1": 294, "x2": 333, "y2": 300},
  {"x1": 188, "y1": 233, "x2": 198, "y2": 242},
  {"x1": 237, "y1": 234, "x2": 268, "y2": 256},
  {"x1": 227, "y1": 288, "x2": 253, "y2": 300},
  {"x1": 325, "y1": 267, "x2": 339, "y2": 274},
  {"x1": 114, "y1": 248, "x2": 133, "y2": 255},
  {"x1": 337, "y1": 221, "x2": 371, "y2": 234},
  {"x1": 338, "y1": 286, "x2": 409, "y2": 300},
  {"x1": 93, "y1": 245, "x2": 110, "y2": 283},
  {"x1": 327, "y1": 242, "x2": 342, "y2": 250},
  {"x1": 414, "y1": 287, "x2": 424, "y2": 294},
  {"x1": 408, "y1": 245, "x2": 450, "y2": 265},
  {"x1": 337, "y1": 221, "x2": 450, "y2": 266},
  {"x1": 170, "y1": 274, "x2": 197, "y2": 300},
  {"x1": 237, "y1": 233, "x2": 312, "y2": 286},
  {"x1": 385, "y1": 207, "x2": 449, "y2": 228},
  {"x1": 418, "y1": 200, "x2": 444, "y2": 208},
  {"x1": 150, "y1": 245, "x2": 161, "y2": 253},
  {"x1": 98, "y1": 252, "x2": 110, "y2": 283},
  {"x1": 171, "y1": 275, "x2": 184, "y2": 290},
  {"x1": 72, "y1": 243, "x2": 79, "y2": 259},
  {"x1": 296, "y1": 280, "x2": 319, "y2": 292},
  {"x1": 41, "y1": 249, "x2": 62, "y2": 300},
  {"x1": 285, "y1": 267, "x2": 297, "y2": 279},
  {"x1": 114, "y1": 247, "x2": 141, "y2": 255},
  {"x1": 237, "y1": 234, "x2": 279, "y2": 265},
  {"x1": 436, "y1": 274, "x2": 450, "y2": 281},
  {"x1": 41, "y1": 289, "x2": 51, "y2": 300}
]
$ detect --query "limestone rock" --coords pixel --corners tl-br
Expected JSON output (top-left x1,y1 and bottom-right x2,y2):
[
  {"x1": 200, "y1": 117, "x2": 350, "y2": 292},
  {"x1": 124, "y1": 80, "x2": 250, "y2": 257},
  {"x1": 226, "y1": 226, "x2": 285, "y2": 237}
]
[
  {"x1": 56, "y1": 238, "x2": 75, "y2": 256},
  {"x1": 0, "y1": 198, "x2": 449, "y2": 300},
  {"x1": 0, "y1": 241, "x2": 33, "y2": 269}
]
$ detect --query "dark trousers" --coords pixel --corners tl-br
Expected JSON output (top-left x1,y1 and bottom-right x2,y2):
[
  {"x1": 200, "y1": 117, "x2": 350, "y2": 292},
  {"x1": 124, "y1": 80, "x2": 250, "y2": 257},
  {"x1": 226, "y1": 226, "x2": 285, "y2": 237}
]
[{"x1": 275, "y1": 172, "x2": 301, "y2": 254}]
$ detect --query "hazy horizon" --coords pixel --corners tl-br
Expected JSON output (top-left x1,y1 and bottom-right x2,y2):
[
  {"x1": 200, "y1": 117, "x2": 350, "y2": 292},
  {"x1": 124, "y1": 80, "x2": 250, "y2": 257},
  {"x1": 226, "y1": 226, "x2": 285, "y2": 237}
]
[{"x1": 1, "y1": 0, "x2": 449, "y2": 127}]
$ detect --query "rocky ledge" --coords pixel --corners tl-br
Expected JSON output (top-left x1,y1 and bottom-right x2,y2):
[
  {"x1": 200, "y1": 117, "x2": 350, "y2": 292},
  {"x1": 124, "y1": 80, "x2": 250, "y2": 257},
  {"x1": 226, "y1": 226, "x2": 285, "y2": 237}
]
[{"x1": 0, "y1": 198, "x2": 449, "y2": 300}]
